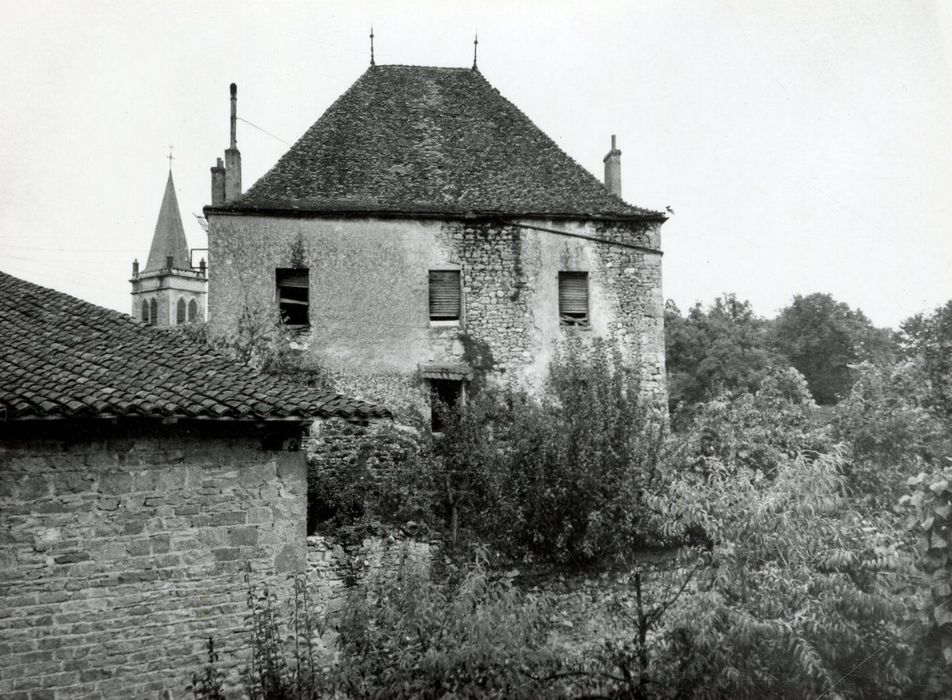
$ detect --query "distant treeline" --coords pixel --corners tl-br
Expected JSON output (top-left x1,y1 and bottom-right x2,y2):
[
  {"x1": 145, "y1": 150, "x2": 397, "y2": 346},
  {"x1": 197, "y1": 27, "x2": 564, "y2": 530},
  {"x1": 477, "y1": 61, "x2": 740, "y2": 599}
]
[{"x1": 665, "y1": 292, "x2": 951, "y2": 412}]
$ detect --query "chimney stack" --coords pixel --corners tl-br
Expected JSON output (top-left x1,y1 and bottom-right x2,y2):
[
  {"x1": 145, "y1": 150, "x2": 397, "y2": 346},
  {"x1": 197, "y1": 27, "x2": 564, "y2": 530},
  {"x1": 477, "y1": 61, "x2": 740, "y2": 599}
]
[
  {"x1": 132, "y1": 259, "x2": 139, "y2": 278},
  {"x1": 603, "y1": 134, "x2": 622, "y2": 198},
  {"x1": 210, "y1": 158, "x2": 226, "y2": 206},
  {"x1": 199, "y1": 258, "x2": 207, "y2": 277},
  {"x1": 224, "y1": 83, "x2": 242, "y2": 202}
]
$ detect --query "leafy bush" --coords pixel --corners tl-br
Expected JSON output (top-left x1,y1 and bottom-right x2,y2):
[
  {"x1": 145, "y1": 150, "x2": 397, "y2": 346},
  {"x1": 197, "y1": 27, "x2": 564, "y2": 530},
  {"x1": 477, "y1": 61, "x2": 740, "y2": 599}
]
[
  {"x1": 685, "y1": 367, "x2": 832, "y2": 477},
  {"x1": 439, "y1": 339, "x2": 668, "y2": 564},
  {"x1": 189, "y1": 638, "x2": 226, "y2": 700},
  {"x1": 243, "y1": 573, "x2": 324, "y2": 700},
  {"x1": 833, "y1": 362, "x2": 950, "y2": 506},
  {"x1": 644, "y1": 445, "x2": 915, "y2": 698},
  {"x1": 901, "y1": 467, "x2": 952, "y2": 696},
  {"x1": 331, "y1": 553, "x2": 570, "y2": 699},
  {"x1": 307, "y1": 339, "x2": 669, "y2": 567}
]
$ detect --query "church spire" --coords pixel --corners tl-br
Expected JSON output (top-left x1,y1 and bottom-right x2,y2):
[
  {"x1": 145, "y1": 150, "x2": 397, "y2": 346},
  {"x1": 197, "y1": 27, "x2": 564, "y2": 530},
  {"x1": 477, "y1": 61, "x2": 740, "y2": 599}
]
[{"x1": 143, "y1": 171, "x2": 190, "y2": 273}]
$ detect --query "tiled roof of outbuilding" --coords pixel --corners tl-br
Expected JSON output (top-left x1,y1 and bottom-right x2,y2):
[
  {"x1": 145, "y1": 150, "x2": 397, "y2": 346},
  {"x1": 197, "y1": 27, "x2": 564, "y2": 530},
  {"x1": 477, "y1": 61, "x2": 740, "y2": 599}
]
[
  {"x1": 0, "y1": 271, "x2": 390, "y2": 422},
  {"x1": 215, "y1": 65, "x2": 661, "y2": 220}
]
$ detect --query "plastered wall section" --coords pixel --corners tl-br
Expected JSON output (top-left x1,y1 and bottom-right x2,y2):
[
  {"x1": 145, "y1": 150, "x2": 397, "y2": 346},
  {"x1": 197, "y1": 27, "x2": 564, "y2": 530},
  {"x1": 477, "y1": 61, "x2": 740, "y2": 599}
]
[
  {"x1": 0, "y1": 429, "x2": 307, "y2": 699},
  {"x1": 207, "y1": 214, "x2": 664, "y2": 407}
]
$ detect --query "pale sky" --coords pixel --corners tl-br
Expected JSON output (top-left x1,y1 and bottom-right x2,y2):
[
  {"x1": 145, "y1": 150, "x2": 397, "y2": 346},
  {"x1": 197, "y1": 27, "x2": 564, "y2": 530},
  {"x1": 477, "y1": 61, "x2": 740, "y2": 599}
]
[{"x1": 1, "y1": 0, "x2": 950, "y2": 328}]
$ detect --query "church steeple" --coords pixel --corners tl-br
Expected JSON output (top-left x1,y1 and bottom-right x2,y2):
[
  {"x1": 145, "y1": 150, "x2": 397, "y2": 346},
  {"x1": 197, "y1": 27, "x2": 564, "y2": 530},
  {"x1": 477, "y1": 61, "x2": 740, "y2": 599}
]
[
  {"x1": 131, "y1": 168, "x2": 207, "y2": 326},
  {"x1": 144, "y1": 171, "x2": 191, "y2": 272}
]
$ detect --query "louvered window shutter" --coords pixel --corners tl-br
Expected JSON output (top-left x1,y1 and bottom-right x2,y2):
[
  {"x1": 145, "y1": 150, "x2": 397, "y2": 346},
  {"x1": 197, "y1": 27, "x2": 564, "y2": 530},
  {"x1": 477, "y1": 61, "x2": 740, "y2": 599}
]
[
  {"x1": 429, "y1": 270, "x2": 461, "y2": 321},
  {"x1": 559, "y1": 272, "x2": 589, "y2": 325},
  {"x1": 276, "y1": 269, "x2": 310, "y2": 327}
]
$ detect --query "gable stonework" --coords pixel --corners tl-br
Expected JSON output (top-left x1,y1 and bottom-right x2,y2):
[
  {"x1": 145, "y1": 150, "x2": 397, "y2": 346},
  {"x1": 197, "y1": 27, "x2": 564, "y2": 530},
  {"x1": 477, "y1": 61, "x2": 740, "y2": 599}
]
[{"x1": 0, "y1": 423, "x2": 307, "y2": 698}]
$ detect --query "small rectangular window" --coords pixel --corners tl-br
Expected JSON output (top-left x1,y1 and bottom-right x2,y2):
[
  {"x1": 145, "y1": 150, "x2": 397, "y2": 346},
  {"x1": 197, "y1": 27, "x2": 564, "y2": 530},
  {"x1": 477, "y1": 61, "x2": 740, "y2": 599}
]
[
  {"x1": 429, "y1": 270, "x2": 461, "y2": 322},
  {"x1": 276, "y1": 269, "x2": 309, "y2": 328},
  {"x1": 430, "y1": 379, "x2": 463, "y2": 433},
  {"x1": 559, "y1": 271, "x2": 589, "y2": 326}
]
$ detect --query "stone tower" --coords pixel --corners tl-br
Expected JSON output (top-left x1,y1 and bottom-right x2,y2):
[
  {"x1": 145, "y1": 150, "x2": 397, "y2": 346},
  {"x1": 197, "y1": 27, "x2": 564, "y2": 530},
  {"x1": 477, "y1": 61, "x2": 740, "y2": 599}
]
[{"x1": 131, "y1": 170, "x2": 207, "y2": 326}]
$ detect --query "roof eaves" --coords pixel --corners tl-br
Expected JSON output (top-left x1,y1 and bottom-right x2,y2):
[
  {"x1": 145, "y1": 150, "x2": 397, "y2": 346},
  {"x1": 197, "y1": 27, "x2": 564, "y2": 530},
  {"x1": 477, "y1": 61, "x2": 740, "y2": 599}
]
[{"x1": 203, "y1": 202, "x2": 666, "y2": 223}]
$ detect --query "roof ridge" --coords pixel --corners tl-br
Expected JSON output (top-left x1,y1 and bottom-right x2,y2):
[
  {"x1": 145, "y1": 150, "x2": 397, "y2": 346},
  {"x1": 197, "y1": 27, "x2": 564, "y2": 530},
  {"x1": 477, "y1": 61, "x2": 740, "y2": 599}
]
[{"x1": 373, "y1": 64, "x2": 475, "y2": 71}]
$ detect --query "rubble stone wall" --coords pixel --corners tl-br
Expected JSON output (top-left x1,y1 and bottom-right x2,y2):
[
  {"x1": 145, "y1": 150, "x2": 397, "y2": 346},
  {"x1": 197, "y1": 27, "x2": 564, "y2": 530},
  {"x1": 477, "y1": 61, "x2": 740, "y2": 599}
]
[
  {"x1": 206, "y1": 213, "x2": 666, "y2": 416},
  {"x1": 0, "y1": 424, "x2": 307, "y2": 699}
]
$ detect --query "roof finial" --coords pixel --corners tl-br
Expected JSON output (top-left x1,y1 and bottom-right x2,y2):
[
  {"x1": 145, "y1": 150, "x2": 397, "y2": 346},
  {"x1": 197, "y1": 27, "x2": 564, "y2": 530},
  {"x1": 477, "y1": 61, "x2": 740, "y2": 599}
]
[
  {"x1": 166, "y1": 145, "x2": 175, "y2": 171},
  {"x1": 472, "y1": 32, "x2": 478, "y2": 70},
  {"x1": 370, "y1": 26, "x2": 375, "y2": 66}
]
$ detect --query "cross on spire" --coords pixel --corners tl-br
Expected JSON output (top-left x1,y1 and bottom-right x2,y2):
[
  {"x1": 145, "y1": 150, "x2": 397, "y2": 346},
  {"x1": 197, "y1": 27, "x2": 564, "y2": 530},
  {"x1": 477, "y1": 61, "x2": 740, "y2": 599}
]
[
  {"x1": 166, "y1": 145, "x2": 175, "y2": 171},
  {"x1": 472, "y1": 33, "x2": 478, "y2": 70},
  {"x1": 369, "y1": 26, "x2": 375, "y2": 66}
]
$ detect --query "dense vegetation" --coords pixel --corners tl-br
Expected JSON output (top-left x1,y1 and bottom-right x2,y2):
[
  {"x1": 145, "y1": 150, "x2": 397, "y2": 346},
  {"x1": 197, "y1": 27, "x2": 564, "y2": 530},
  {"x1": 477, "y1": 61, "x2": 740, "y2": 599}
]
[{"x1": 193, "y1": 296, "x2": 952, "y2": 699}]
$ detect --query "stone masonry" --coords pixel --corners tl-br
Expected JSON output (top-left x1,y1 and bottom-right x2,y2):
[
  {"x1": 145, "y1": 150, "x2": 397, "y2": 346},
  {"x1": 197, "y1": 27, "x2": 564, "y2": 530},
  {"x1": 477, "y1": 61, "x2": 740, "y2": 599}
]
[
  {"x1": 207, "y1": 214, "x2": 666, "y2": 418},
  {"x1": 0, "y1": 423, "x2": 307, "y2": 699}
]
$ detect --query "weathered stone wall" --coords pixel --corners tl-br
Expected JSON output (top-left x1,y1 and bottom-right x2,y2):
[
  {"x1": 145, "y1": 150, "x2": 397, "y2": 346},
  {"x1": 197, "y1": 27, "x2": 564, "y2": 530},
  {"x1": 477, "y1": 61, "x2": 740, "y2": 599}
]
[
  {"x1": 305, "y1": 534, "x2": 436, "y2": 617},
  {"x1": 306, "y1": 418, "x2": 421, "y2": 535},
  {"x1": 0, "y1": 423, "x2": 307, "y2": 699},
  {"x1": 303, "y1": 534, "x2": 436, "y2": 664},
  {"x1": 206, "y1": 213, "x2": 665, "y2": 415}
]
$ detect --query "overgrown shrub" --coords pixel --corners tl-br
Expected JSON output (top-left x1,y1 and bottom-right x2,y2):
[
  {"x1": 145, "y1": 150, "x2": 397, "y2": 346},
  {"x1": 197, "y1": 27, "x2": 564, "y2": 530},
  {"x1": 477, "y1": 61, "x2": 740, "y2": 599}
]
[
  {"x1": 307, "y1": 339, "x2": 670, "y2": 567},
  {"x1": 306, "y1": 422, "x2": 427, "y2": 537},
  {"x1": 622, "y1": 373, "x2": 921, "y2": 699},
  {"x1": 684, "y1": 367, "x2": 833, "y2": 477},
  {"x1": 638, "y1": 445, "x2": 915, "y2": 698},
  {"x1": 834, "y1": 362, "x2": 950, "y2": 506},
  {"x1": 189, "y1": 637, "x2": 226, "y2": 700},
  {"x1": 331, "y1": 552, "x2": 571, "y2": 699},
  {"x1": 901, "y1": 466, "x2": 952, "y2": 697},
  {"x1": 243, "y1": 572, "x2": 324, "y2": 700}
]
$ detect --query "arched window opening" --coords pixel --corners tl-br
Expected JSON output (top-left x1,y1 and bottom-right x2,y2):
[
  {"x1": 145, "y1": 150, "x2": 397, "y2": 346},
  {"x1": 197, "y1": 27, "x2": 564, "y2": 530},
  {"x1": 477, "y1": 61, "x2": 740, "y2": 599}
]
[
  {"x1": 176, "y1": 298, "x2": 186, "y2": 324},
  {"x1": 141, "y1": 299, "x2": 149, "y2": 324},
  {"x1": 188, "y1": 299, "x2": 198, "y2": 322},
  {"x1": 149, "y1": 299, "x2": 158, "y2": 326}
]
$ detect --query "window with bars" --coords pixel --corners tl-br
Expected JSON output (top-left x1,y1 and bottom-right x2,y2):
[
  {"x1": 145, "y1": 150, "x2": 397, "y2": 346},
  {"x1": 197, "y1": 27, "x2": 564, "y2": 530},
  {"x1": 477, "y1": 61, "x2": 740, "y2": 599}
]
[
  {"x1": 558, "y1": 271, "x2": 589, "y2": 326},
  {"x1": 276, "y1": 269, "x2": 309, "y2": 327},
  {"x1": 428, "y1": 270, "x2": 461, "y2": 323}
]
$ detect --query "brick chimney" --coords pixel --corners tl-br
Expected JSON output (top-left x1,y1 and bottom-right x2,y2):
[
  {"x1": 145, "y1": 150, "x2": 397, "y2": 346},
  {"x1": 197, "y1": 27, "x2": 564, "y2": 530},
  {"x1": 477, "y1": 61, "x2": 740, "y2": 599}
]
[
  {"x1": 210, "y1": 158, "x2": 226, "y2": 206},
  {"x1": 603, "y1": 135, "x2": 622, "y2": 198},
  {"x1": 224, "y1": 83, "x2": 242, "y2": 202}
]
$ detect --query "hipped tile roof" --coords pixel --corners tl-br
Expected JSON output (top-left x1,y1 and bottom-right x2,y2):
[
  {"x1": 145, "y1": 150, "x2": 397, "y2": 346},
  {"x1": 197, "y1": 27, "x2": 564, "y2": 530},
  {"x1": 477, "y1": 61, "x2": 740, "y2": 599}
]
[
  {"x1": 215, "y1": 65, "x2": 661, "y2": 220},
  {"x1": 0, "y1": 271, "x2": 390, "y2": 422}
]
